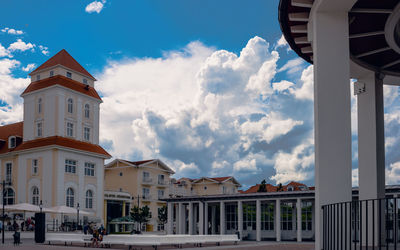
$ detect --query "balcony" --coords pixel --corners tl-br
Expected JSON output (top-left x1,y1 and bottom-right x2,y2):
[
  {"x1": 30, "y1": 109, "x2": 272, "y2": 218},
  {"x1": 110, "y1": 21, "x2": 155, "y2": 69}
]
[
  {"x1": 142, "y1": 177, "x2": 153, "y2": 185},
  {"x1": 157, "y1": 180, "x2": 168, "y2": 186},
  {"x1": 141, "y1": 195, "x2": 152, "y2": 201}
]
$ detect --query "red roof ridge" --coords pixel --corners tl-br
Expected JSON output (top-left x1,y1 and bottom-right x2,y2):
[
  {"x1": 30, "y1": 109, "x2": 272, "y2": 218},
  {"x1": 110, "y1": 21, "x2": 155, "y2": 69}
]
[
  {"x1": 30, "y1": 49, "x2": 95, "y2": 80},
  {"x1": 21, "y1": 75, "x2": 102, "y2": 101}
]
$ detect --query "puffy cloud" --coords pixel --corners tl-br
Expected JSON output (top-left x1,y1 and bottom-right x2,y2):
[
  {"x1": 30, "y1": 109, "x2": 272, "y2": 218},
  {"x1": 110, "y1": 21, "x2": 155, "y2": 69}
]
[
  {"x1": 85, "y1": 1, "x2": 106, "y2": 14},
  {"x1": 22, "y1": 63, "x2": 36, "y2": 72},
  {"x1": 0, "y1": 43, "x2": 11, "y2": 57},
  {"x1": 1, "y1": 27, "x2": 23, "y2": 35},
  {"x1": 278, "y1": 58, "x2": 304, "y2": 75},
  {"x1": 8, "y1": 39, "x2": 35, "y2": 52},
  {"x1": 39, "y1": 45, "x2": 49, "y2": 55},
  {"x1": 275, "y1": 35, "x2": 288, "y2": 50}
]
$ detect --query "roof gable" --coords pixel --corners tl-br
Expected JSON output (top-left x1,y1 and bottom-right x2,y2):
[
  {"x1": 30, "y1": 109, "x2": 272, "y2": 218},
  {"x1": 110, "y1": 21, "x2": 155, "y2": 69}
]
[
  {"x1": 30, "y1": 49, "x2": 95, "y2": 80},
  {"x1": 0, "y1": 122, "x2": 23, "y2": 154}
]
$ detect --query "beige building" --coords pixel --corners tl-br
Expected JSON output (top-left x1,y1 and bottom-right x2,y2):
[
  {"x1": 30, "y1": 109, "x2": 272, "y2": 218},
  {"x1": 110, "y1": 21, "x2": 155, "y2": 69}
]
[
  {"x1": 104, "y1": 159, "x2": 174, "y2": 232},
  {"x1": 170, "y1": 176, "x2": 241, "y2": 197},
  {"x1": 0, "y1": 49, "x2": 110, "y2": 226}
]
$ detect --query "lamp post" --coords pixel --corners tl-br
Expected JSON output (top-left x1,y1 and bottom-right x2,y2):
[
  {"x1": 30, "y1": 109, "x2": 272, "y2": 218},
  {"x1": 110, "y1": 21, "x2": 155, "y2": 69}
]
[
  {"x1": 39, "y1": 200, "x2": 43, "y2": 213},
  {"x1": 1, "y1": 179, "x2": 11, "y2": 244},
  {"x1": 76, "y1": 203, "x2": 80, "y2": 231}
]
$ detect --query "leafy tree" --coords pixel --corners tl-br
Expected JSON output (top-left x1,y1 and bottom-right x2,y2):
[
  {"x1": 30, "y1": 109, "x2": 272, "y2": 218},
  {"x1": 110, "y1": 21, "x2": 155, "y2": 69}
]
[
  {"x1": 277, "y1": 183, "x2": 283, "y2": 192},
  {"x1": 130, "y1": 205, "x2": 151, "y2": 232},
  {"x1": 158, "y1": 205, "x2": 168, "y2": 228},
  {"x1": 257, "y1": 179, "x2": 267, "y2": 192}
]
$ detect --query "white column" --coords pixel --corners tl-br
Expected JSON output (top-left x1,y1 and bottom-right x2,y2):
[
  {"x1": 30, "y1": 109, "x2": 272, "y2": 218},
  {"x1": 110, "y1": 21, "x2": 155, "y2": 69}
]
[
  {"x1": 188, "y1": 202, "x2": 194, "y2": 235},
  {"x1": 238, "y1": 200, "x2": 243, "y2": 239},
  {"x1": 178, "y1": 202, "x2": 184, "y2": 234},
  {"x1": 167, "y1": 202, "x2": 173, "y2": 234},
  {"x1": 211, "y1": 205, "x2": 216, "y2": 234},
  {"x1": 312, "y1": 10, "x2": 354, "y2": 250},
  {"x1": 199, "y1": 202, "x2": 204, "y2": 235},
  {"x1": 175, "y1": 203, "x2": 179, "y2": 234},
  {"x1": 256, "y1": 200, "x2": 261, "y2": 241},
  {"x1": 297, "y1": 198, "x2": 302, "y2": 242},
  {"x1": 276, "y1": 199, "x2": 281, "y2": 242},
  {"x1": 220, "y1": 201, "x2": 225, "y2": 235},
  {"x1": 204, "y1": 202, "x2": 208, "y2": 235}
]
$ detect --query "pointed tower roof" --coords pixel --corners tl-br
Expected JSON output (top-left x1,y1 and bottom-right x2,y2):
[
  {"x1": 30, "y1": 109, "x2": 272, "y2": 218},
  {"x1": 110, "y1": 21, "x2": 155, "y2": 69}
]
[{"x1": 30, "y1": 49, "x2": 95, "y2": 80}]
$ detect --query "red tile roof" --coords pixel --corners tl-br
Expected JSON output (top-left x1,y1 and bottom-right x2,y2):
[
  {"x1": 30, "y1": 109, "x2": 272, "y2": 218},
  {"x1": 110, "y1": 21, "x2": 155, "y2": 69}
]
[
  {"x1": 30, "y1": 49, "x2": 95, "y2": 80},
  {"x1": 0, "y1": 122, "x2": 23, "y2": 154},
  {"x1": 240, "y1": 181, "x2": 310, "y2": 193},
  {"x1": 210, "y1": 177, "x2": 231, "y2": 182},
  {"x1": 21, "y1": 75, "x2": 102, "y2": 100},
  {"x1": 0, "y1": 123, "x2": 110, "y2": 158},
  {"x1": 125, "y1": 159, "x2": 154, "y2": 166}
]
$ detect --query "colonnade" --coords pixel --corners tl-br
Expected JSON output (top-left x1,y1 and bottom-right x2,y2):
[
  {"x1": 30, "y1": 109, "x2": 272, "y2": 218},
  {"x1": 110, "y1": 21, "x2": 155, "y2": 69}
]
[{"x1": 166, "y1": 198, "x2": 313, "y2": 242}]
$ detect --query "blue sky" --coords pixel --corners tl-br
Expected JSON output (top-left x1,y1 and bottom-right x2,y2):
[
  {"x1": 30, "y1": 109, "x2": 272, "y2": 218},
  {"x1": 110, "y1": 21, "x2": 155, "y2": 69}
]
[{"x1": 1, "y1": 0, "x2": 400, "y2": 189}]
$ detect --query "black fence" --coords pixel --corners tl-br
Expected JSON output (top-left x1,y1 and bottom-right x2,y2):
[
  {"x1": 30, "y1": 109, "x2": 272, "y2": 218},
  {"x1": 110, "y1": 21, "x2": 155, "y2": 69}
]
[{"x1": 322, "y1": 197, "x2": 400, "y2": 250}]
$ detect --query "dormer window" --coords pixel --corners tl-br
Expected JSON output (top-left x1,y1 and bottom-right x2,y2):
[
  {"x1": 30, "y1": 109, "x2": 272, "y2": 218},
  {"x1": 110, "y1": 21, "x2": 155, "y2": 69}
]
[
  {"x1": 67, "y1": 98, "x2": 73, "y2": 113},
  {"x1": 287, "y1": 186, "x2": 294, "y2": 191},
  {"x1": 66, "y1": 72, "x2": 72, "y2": 78},
  {"x1": 50, "y1": 71, "x2": 54, "y2": 77},
  {"x1": 83, "y1": 78, "x2": 87, "y2": 84},
  {"x1": 38, "y1": 98, "x2": 42, "y2": 114},
  {"x1": 36, "y1": 75, "x2": 40, "y2": 81},
  {"x1": 8, "y1": 136, "x2": 16, "y2": 149}
]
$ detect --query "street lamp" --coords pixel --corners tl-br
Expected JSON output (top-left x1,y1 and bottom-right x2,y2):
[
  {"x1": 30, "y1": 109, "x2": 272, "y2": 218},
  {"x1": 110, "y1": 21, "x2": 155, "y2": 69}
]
[
  {"x1": 39, "y1": 200, "x2": 43, "y2": 213},
  {"x1": 76, "y1": 203, "x2": 80, "y2": 231},
  {"x1": 1, "y1": 179, "x2": 11, "y2": 244}
]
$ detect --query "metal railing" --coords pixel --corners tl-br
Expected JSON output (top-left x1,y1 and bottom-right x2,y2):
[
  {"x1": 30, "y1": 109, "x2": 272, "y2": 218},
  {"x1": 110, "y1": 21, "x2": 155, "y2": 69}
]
[{"x1": 322, "y1": 197, "x2": 400, "y2": 250}]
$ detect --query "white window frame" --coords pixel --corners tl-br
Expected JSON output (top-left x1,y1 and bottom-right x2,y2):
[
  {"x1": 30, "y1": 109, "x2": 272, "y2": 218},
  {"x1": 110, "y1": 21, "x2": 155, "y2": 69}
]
[
  {"x1": 66, "y1": 122, "x2": 74, "y2": 137},
  {"x1": 36, "y1": 74, "x2": 40, "y2": 81},
  {"x1": 84, "y1": 162, "x2": 95, "y2": 176},
  {"x1": 84, "y1": 104, "x2": 90, "y2": 118},
  {"x1": 84, "y1": 127, "x2": 90, "y2": 141},
  {"x1": 32, "y1": 186, "x2": 39, "y2": 205},
  {"x1": 4, "y1": 188, "x2": 15, "y2": 205},
  {"x1": 5, "y1": 162, "x2": 12, "y2": 183},
  {"x1": 85, "y1": 190, "x2": 93, "y2": 209},
  {"x1": 66, "y1": 187, "x2": 74, "y2": 207},
  {"x1": 67, "y1": 98, "x2": 73, "y2": 113},
  {"x1": 38, "y1": 98, "x2": 42, "y2": 114},
  {"x1": 65, "y1": 159, "x2": 77, "y2": 174},
  {"x1": 142, "y1": 188, "x2": 150, "y2": 199},
  {"x1": 49, "y1": 70, "x2": 54, "y2": 77},
  {"x1": 37, "y1": 122, "x2": 43, "y2": 137},
  {"x1": 66, "y1": 72, "x2": 72, "y2": 78},
  {"x1": 157, "y1": 189, "x2": 164, "y2": 199},
  {"x1": 32, "y1": 159, "x2": 38, "y2": 175},
  {"x1": 8, "y1": 136, "x2": 16, "y2": 149}
]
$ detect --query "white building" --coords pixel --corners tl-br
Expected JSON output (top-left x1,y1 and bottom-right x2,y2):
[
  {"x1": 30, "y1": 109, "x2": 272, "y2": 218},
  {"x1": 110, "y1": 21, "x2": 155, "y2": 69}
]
[{"x1": 0, "y1": 49, "x2": 110, "y2": 225}]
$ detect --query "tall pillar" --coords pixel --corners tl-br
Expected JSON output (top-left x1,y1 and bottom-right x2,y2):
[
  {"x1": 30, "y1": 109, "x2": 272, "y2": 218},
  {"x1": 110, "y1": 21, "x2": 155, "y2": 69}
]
[
  {"x1": 297, "y1": 199, "x2": 302, "y2": 242},
  {"x1": 188, "y1": 202, "x2": 194, "y2": 235},
  {"x1": 312, "y1": 10, "x2": 354, "y2": 250},
  {"x1": 167, "y1": 202, "x2": 173, "y2": 234},
  {"x1": 178, "y1": 202, "x2": 184, "y2": 234},
  {"x1": 204, "y1": 202, "x2": 208, "y2": 235},
  {"x1": 211, "y1": 205, "x2": 216, "y2": 234},
  {"x1": 238, "y1": 200, "x2": 243, "y2": 239},
  {"x1": 175, "y1": 203, "x2": 179, "y2": 234},
  {"x1": 122, "y1": 201, "x2": 126, "y2": 217},
  {"x1": 256, "y1": 200, "x2": 261, "y2": 241},
  {"x1": 220, "y1": 201, "x2": 225, "y2": 235},
  {"x1": 199, "y1": 202, "x2": 204, "y2": 235},
  {"x1": 276, "y1": 199, "x2": 281, "y2": 242}
]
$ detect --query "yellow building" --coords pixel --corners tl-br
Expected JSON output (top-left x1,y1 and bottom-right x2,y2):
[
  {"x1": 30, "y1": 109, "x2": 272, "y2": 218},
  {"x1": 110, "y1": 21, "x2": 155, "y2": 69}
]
[
  {"x1": 104, "y1": 159, "x2": 175, "y2": 232},
  {"x1": 170, "y1": 176, "x2": 241, "y2": 197}
]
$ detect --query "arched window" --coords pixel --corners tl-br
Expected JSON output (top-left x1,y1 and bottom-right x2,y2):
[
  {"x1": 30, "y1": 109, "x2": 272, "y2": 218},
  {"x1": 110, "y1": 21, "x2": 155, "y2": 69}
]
[
  {"x1": 32, "y1": 186, "x2": 39, "y2": 205},
  {"x1": 84, "y1": 104, "x2": 90, "y2": 118},
  {"x1": 67, "y1": 98, "x2": 73, "y2": 113},
  {"x1": 66, "y1": 187, "x2": 74, "y2": 207},
  {"x1": 38, "y1": 98, "x2": 42, "y2": 114},
  {"x1": 85, "y1": 190, "x2": 93, "y2": 209},
  {"x1": 4, "y1": 188, "x2": 15, "y2": 205}
]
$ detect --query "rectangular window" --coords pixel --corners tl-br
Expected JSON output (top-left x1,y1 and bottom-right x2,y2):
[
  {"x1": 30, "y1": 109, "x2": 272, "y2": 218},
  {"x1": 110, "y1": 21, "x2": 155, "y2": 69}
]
[
  {"x1": 157, "y1": 189, "x2": 164, "y2": 199},
  {"x1": 85, "y1": 162, "x2": 95, "y2": 176},
  {"x1": 225, "y1": 203, "x2": 238, "y2": 231},
  {"x1": 32, "y1": 159, "x2": 38, "y2": 175},
  {"x1": 142, "y1": 188, "x2": 150, "y2": 199},
  {"x1": 66, "y1": 72, "x2": 72, "y2": 78},
  {"x1": 5, "y1": 163, "x2": 12, "y2": 183},
  {"x1": 281, "y1": 202, "x2": 294, "y2": 231},
  {"x1": 302, "y1": 201, "x2": 313, "y2": 231},
  {"x1": 50, "y1": 71, "x2": 54, "y2": 77},
  {"x1": 66, "y1": 122, "x2": 74, "y2": 137},
  {"x1": 222, "y1": 186, "x2": 227, "y2": 194},
  {"x1": 37, "y1": 122, "x2": 42, "y2": 137},
  {"x1": 143, "y1": 172, "x2": 151, "y2": 182},
  {"x1": 83, "y1": 78, "x2": 87, "y2": 84},
  {"x1": 158, "y1": 174, "x2": 164, "y2": 185},
  {"x1": 243, "y1": 202, "x2": 256, "y2": 230},
  {"x1": 65, "y1": 159, "x2": 76, "y2": 174},
  {"x1": 261, "y1": 202, "x2": 274, "y2": 231},
  {"x1": 84, "y1": 127, "x2": 90, "y2": 141},
  {"x1": 36, "y1": 75, "x2": 40, "y2": 81}
]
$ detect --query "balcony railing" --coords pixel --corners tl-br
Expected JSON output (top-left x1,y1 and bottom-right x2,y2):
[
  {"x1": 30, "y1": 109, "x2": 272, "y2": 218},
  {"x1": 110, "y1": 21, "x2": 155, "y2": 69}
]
[
  {"x1": 142, "y1": 178, "x2": 153, "y2": 184},
  {"x1": 142, "y1": 195, "x2": 151, "y2": 201},
  {"x1": 157, "y1": 180, "x2": 168, "y2": 186},
  {"x1": 322, "y1": 197, "x2": 400, "y2": 250}
]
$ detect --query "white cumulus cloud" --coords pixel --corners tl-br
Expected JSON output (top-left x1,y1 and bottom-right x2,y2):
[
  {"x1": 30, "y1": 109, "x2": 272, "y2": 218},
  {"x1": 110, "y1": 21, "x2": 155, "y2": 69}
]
[
  {"x1": 22, "y1": 63, "x2": 36, "y2": 72},
  {"x1": 85, "y1": 1, "x2": 106, "y2": 14},
  {"x1": 8, "y1": 39, "x2": 35, "y2": 53},
  {"x1": 1, "y1": 27, "x2": 23, "y2": 35}
]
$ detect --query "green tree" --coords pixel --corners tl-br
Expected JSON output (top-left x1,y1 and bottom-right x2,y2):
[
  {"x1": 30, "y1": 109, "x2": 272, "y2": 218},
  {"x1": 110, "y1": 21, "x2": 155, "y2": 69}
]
[
  {"x1": 257, "y1": 179, "x2": 267, "y2": 192},
  {"x1": 277, "y1": 183, "x2": 283, "y2": 192},
  {"x1": 158, "y1": 205, "x2": 168, "y2": 229},
  {"x1": 130, "y1": 205, "x2": 151, "y2": 232}
]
